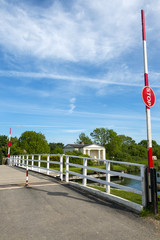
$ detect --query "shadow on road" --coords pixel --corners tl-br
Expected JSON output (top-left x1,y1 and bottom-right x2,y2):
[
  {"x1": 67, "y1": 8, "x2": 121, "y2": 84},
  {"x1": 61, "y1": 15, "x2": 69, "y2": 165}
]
[{"x1": 25, "y1": 183, "x2": 136, "y2": 216}]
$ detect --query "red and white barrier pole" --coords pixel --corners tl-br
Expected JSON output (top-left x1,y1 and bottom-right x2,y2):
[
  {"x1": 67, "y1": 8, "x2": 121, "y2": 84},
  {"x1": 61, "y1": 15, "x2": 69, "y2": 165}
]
[
  {"x1": 7, "y1": 128, "x2": 12, "y2": 158},
  {"x1": 141, "y1": 10, "x2": 153, "y2": 171},
  {"x1": 26, "y1": 167, "x2": 29, "y2": 185},
  {"x1": 26, "y1": 156, "x2": 29, "y2": 186}
]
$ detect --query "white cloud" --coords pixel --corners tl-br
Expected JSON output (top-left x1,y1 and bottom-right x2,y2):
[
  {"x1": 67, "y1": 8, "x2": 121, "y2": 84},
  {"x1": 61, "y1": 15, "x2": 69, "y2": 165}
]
[
  {"x1": 63, "y1": 129, "x2": 85, "y2": 133},
  {"x1": 0, "y1": 0, "x2": 151, "y2": 63},
  {"x1": 70, "y1": 98, "x2": 76, "y2": 104}
]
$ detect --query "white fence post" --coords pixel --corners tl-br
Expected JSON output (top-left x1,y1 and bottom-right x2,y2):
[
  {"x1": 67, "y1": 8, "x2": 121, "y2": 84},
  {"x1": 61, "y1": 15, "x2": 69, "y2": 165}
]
[
  {"x1": 22, "y1": 155, "x2": 24, "y2": 167},
  {"x1": 83, "y1": 158, "x2": 87, "y2": 186},
  {"x1": 106, "y1": 161, "x2": 110, "y2": 194},
  {"x1": 65, "y1": 155, "x2": 69, "y2": 182},
  {"x1": 26, "y1": 155, "x2": 29, "y2": 185},
  {"x1": 32, "y1": 155, "x2": 34, "y2": 170},
  {"x1": 60, "y1": 154, "x2": 63, "y2": 181},
  {"x1": 47, "y1": 155, "x2": 50, "y2": 175},
  {"x1": 141, "y1": 165, "x2": 147, "y2": 207},
  {"x1": 19, "y1": 155, "x2": 21, "y2": 166},
  {"x1": 38, "y1": 155, "x2": 41, "y2": 172}
]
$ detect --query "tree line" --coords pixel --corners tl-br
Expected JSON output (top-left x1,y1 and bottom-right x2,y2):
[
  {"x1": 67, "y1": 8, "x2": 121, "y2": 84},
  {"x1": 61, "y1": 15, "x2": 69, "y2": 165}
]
[{"x1": 0, "y1": 128, "x2": 160, "y2": 164}]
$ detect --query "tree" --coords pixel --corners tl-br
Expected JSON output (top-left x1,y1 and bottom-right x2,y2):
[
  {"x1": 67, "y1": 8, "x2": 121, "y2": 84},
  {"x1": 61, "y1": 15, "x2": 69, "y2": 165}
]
[
  {"x1": 90, "y1": 128, "x2": 121, "y2": 158},
  {"x1": 19, "y1": 131, "x2": 50, "y2": 154},
  {"x1": 138, "y1": 140, "x2": 147, "y2": 148},
  {"x1": 0, "y1": 135, "x2": 8, "y2": 163},
  {"x1": 49, "y1": 142, "x2": 64, "y2": 154},
  {"x1": 76, "y1": 133, "x2": 92, "y2": 144},
  {"x1": 90, "y1": 128, "x2": 110, "y2": 146},
  {"x1": 119, "y1": 135, "x2": 135, "y2": 146}
]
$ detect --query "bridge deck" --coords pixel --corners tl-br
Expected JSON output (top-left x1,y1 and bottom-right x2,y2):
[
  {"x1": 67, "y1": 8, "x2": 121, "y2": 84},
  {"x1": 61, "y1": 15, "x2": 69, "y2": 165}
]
[
  {"x1": 0, "y1": 165, "x2": 55, "y2": 187},
  {"x1": 0, "y1": 165, "x2": 160, "y2": 240}
]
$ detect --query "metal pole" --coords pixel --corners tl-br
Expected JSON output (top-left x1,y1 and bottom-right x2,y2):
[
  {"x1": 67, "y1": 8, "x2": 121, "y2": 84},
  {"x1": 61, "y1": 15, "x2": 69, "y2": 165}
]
[
  {"x1": 141, "y1": 10, "x2": 158, "y2": 214},
  {"x1": 141, "y1": 10, "x2": 153, "y2": 171},
  {"x1": 7, "y1": 128, "x2": 11, "y2": 158},
  {"x1": 26, "y1": 155, "x2": 29, "y2": 186}
]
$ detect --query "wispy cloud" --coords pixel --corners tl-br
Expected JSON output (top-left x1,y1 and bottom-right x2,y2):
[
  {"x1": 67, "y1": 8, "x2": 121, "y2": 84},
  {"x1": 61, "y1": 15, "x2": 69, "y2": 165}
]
[
  {"x1": 1, "y1": 69, "x2": 160, "y2": 88},
  {"x1": 63, "y1": 129, "x2": 85, "y2": 133},
  {"x1": 69, "y1": 97, "x2": 76, "y2": 113},
  {"x1": 0, "y1": 0, "x2": 149, "y2": 63}
]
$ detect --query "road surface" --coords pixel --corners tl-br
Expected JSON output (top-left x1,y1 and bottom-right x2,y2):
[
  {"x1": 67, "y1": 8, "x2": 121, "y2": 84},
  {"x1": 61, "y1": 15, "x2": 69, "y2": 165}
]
[{"x1": 0, "y1": 166, "x2": 160, "y2": 240}]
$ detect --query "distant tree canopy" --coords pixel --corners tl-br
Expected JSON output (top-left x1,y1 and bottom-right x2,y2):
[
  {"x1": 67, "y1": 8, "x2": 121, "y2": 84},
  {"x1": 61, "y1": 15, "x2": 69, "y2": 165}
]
[
  {"x1": 49, "y1": 142, "x2": 64, "y2": 154},
  {"x1": 19, "y1": 131, "x2": 50, "y2": 154},
  {"x1": 0, "y1": 135, "x2": 8, "y2": 163},
  {"x1": 1, "y1": 128, "x2": 160, "y2": 166},
  {"x1": 74, "y1": 128, "x2": 160, "y2": 161},
  {"x1": 76, "y1": 133, "x2": 92, "y2": 144}
]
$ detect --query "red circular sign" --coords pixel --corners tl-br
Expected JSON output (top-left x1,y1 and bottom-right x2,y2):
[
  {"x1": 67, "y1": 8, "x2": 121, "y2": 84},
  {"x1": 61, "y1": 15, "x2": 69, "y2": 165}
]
[
  {"x1": 7, "y1": 141, "x2": 12, "y2": 147},
  {"x1": 142, "y1": 86, "x2": 155, "y2": 108}
]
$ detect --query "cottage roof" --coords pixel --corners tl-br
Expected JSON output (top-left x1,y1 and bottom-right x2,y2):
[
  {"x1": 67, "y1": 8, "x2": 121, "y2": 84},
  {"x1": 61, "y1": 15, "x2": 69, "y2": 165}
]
[{"x1": 64, "y1": 144, "x2": 90, "y2": 149}]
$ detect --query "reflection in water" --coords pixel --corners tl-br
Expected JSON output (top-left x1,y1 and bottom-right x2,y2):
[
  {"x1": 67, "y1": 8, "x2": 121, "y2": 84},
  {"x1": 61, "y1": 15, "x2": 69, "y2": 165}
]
[{"x1": 90, "y1": 175, "x2": 160, "y2": 195}]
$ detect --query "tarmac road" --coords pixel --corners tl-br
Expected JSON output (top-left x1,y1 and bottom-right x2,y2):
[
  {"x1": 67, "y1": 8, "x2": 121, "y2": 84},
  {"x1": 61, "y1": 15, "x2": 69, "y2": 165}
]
[{"x1": 0, "y1": 166, "x2": 160, "y2": 240}]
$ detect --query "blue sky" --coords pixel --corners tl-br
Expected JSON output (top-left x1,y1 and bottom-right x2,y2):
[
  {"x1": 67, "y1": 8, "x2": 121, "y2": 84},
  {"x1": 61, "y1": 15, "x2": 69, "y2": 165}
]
[{"x1": 0, "y1": 0, "x2": 160, "y2": 145}]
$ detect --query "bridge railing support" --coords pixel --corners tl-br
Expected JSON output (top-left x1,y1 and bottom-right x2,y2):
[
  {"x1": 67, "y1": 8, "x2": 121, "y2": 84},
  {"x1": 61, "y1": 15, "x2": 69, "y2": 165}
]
[
  {"x1": 82, "y1": 158, "x2": 87, "y2": 186},
  {"x1": 9, "y1": 154, "x2": 148, "y2": 209},
  {"x1": 106, "y1": 161, "x2": 110, "y2": 194}
]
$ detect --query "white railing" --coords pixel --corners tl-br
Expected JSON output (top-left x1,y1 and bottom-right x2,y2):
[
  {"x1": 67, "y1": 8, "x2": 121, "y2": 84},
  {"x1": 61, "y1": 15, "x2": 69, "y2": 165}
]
[
  {"x1": 65, "y1": 155, "x2": 146, "y2": 207},
  {"x1": 9, "y1": 154, "x2": 63, "y2": 181},
  {"x1": 9, "y1": 154, "x2": 146, "y2": 207}
]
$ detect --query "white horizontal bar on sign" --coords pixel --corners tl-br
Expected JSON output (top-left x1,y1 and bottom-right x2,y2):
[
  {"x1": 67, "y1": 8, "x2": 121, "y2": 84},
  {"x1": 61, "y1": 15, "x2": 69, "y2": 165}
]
[
  {"x1": 108, "y1": 182, "x2": 142, "y2": 195},
  {"x1": 108, "y1": 171, "x2": 142, "y2": 181}
]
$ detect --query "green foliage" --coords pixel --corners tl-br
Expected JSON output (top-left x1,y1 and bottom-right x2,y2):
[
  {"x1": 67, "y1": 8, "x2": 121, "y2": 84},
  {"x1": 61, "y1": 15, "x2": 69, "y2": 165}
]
[
  {"x1": 19, "y1": 131, "x2": 50, "y2": 154},
  {"x1": 76, "y1": 133, "x2": 93, "y2": 144},
  {"x1": 65, "y1": 151, "x2": 93, "y2": 166},
  {"x1": 0, "y1": 135, "x2": 8, "y2": 159},
  {"x1": 49, "y1": 142, "x2": 64, "y2": 154}
]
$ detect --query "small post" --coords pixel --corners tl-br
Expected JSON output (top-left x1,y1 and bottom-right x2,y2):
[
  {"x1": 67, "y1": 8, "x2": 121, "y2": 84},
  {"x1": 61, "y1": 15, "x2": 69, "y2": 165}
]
[
  {"x1": 26, "y1": 155, "x2": 29, "y2": 186},
  {"x1": 38, "y1": 155, "x2": 41, "y2": 172},
  {"x1": 60, "y1": 154, "x2": 63, "y2": 181},
  {"x1": 82, "y1": 158, "x2": 87, "y2": 186},
  {"x1": 65, "y1": 155, "x2": 69, "y2": 182},
  {"x1": 16, "y1": 156, "x2": 18, "y2": 166},
  {"x1": 31, "y1": 155, "x2": 34, "y2": 170},
  {"x1": 106, "y1": 161, "x2": 110, "y2": 194},
  {"x1": 150, "y1": 168, "x2": 158, "y2": 214},
  {"x1": 141, "y1": 165, "x2": 147, "y2": 207},
  {"x1": 19, "y1": 155, "x2": 21, "y2": 167},
  {"x1": 13, "y1": 156, "x2": 15, "y2": 166},
  {"x1": 22, "y1": 155, "x2": 25, "y2": 167},
  {"x1": 47, "y1": 155, "x2": 50, "y2": 175}
]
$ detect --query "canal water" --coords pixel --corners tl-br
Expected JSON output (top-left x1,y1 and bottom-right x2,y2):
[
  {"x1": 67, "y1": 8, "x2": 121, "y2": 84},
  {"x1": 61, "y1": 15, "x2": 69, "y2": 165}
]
[{"x1": 92, "y1": 173, "x2": 160, "y2": 195}]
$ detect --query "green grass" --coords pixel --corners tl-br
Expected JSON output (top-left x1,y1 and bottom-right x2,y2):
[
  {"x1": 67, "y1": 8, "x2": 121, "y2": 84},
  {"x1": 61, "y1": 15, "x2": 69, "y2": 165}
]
[{"x1": 88, "y1": 185, "x2": 142, "y2": 204}]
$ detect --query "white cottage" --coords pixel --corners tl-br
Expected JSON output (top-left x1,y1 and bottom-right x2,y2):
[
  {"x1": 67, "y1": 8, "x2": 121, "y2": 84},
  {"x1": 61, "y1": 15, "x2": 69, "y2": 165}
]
[{"x1": 63, "y1": 143, "x2": 106, "y2": 160}]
